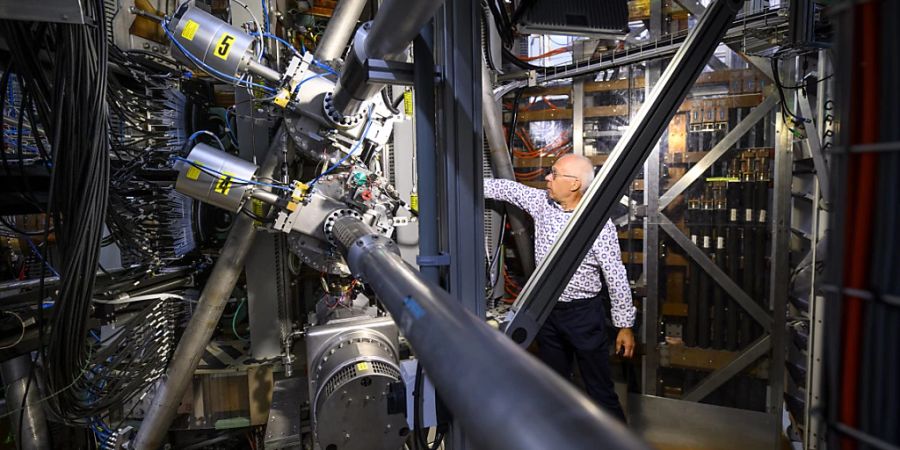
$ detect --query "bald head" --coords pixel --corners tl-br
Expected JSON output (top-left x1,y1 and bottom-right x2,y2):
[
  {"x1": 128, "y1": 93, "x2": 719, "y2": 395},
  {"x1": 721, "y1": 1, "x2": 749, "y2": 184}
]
[{"x1": 555, "y1": 154, "x2": 595, "y2": 193}]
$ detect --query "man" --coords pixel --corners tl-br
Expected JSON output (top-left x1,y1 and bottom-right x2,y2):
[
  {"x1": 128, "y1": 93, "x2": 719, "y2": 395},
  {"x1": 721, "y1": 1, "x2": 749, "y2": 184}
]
[{"x1": 485, "y1": 153, "x2": 636, "y2": 423}]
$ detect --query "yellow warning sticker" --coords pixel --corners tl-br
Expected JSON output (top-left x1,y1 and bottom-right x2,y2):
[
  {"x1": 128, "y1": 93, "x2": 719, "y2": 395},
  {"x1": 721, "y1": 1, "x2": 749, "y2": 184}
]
[
  {"x1": 403, "y1": 90, "x2": 413, "y2": 116},
  {"x1": 409, "y1": 193, "x2": 418, "y2": 213},
  {"x1": 181, "y1": 20, "x2": 200, "y2": 41},
  {"x1": 214, "y1": 172, "x2": 234, "y2": 195},
  {"x1": 185, "y1": 162, "x2": 203, "y2": 181},
  {"x1": 356, "y1": 362, "x2": 370, "y2": 372},
  {"x1": 213, "y1": 33, "x2": 236, "y2": 60}
]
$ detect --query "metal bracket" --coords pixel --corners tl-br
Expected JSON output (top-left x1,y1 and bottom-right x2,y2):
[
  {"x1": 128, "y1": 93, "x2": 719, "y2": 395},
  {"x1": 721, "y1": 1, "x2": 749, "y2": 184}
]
[
  {"x1": 367, "y1": 59, "x2": 441, "y2": 86},
  {"x1": 416, "y1": 252, "x2": 450, "y2": 267}
]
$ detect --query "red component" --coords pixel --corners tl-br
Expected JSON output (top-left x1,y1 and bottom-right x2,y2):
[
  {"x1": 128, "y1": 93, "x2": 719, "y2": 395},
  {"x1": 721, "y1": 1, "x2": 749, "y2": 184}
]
[
  {"x1": 360, "y1": 190, "x2": 373, "y2": 201},
  {"x1": 839, "y1": 3, "x2": 880, "y2": 449}
]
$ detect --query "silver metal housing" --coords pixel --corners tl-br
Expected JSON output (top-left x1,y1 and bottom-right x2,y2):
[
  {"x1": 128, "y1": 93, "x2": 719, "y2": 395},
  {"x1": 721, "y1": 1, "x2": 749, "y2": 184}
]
[
  {"x1": 306, "y1": 316, "x2": 407, "y2": 450},
  {"x1": 171, "y1": 6, "x2": 269, "y2": 81},
  {"x1": 175, "y1": 143, "x2": 258, "y2": 212}
]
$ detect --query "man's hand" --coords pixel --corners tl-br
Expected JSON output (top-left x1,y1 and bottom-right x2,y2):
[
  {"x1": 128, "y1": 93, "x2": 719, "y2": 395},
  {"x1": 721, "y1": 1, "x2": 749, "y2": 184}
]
[{"x1": 616, "y1": 328, "x2": 635, "y2": 358}]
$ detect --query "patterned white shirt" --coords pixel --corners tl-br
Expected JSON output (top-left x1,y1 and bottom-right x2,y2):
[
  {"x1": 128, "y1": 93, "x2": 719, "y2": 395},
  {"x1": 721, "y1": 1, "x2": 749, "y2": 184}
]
[{"x1": 485, "y1": 178, "x2": 636, "y2": 328}]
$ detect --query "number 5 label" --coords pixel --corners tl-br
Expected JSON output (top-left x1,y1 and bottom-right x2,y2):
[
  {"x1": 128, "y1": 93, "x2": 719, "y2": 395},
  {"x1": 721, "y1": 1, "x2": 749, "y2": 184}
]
[{"x1": 214, "y1": 33, "x2": 235, "y2": 60}]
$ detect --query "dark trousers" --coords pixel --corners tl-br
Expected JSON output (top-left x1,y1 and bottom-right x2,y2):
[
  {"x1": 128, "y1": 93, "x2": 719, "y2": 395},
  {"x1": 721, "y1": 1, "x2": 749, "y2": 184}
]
[{"x1": 536, "y1": 296, "x2": 627, "y2": 423}]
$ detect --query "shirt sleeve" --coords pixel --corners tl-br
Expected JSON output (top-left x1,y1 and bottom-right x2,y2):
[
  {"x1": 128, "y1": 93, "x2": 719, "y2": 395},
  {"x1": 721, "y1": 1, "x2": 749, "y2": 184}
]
[
  {"x1": 483, "y1": 178, "x2": 546, "y2": 218},
  {"x1": 595, "y1": 219, "x2": 636, "y2": 328}
]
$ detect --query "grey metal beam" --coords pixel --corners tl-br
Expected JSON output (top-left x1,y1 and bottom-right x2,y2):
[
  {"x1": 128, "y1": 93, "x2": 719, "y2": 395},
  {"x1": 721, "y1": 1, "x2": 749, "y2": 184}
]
[
  {"x1": 437, "y1": 0, "x2": 486, "y2": 447},
  {"x1": 1, "y1": 355, "x2": 50, "y2": 450},
  {"x1": 503, "y1": 0, "x2": 746, "y2": 348},
  {"x1": 314, "y1": 0, "x2": 367, "y2": 62},
  {"x1": 658, "y1": 213, "x2": 773, "y2": 330},
  {"x1": 673, "y1": 0, "x2": 774, "y2": 80},
  {"x1": 133, "y1": 128, "x2": 286, "y2": 449},
  {"x1": 797, "y1": 90, "x2": 830, "y2": 201},
  {"x1": 413, "y1": 27, "x2": 440, "y2": 285},
  {"x1": 481, "y1": 60, "x2": 536, "y2": 275},
  {"x1": 659, "y1": 93, "x2": 779, "y2": 210},
  {"x1": 573, "y1": 79, "x2": 585, "y2": 154},
  {"x1": 682, "y1": 335, "x2": 772, "y2": 402},
  {"x1": 641, "y1": 0, "x2": 664, "y2": 397},
  {"x1": 767, "y1": 110, "x2": 792, "y2": 434}
]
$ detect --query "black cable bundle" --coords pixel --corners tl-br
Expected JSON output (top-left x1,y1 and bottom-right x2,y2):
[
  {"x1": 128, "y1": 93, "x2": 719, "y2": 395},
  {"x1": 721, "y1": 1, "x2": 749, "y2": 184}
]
[{"x1": 0, "y1": 0, "x2": 110, "y2": 421}]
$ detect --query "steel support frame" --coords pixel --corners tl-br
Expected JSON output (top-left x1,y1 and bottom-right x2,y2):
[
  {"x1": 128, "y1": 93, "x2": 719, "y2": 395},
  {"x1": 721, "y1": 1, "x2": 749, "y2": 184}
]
[
  {"x1": 673, "y1": 0, "x2": 775, "y2": 80},
  {"x1": 434, "y1": 0, "x2": 485, "y2": 448},
  {"x1": 641, "y1": 0, "x2": 665, "y2": 396},
  {"x1": 504, "y1": 0, "x2": 746, "y2": 348}
]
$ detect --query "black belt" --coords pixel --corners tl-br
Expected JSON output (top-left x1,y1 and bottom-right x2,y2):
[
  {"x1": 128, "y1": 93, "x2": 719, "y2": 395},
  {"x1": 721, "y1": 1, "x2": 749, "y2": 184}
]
[{"x1": 553, "y1": 295, "x2": 597, "y2": 311}]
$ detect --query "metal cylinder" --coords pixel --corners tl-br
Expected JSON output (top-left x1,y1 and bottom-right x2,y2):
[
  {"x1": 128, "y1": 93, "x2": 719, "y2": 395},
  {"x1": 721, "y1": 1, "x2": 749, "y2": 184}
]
[
  {"x1": 134, "y1": 127, "x2": 285, "y2": 450},
  {"x1": 308, "y1": 323, "x2": 406, "y2": 450},
  {"x1": 481, "y1": 61, "x2": 536, "y2": 275},
  {"x1": 1, "y1": 355, "x2": 50, "y2": 450},
  {"x1": 315, "y1": 0, "x2": 367, "y2": 63},
  {"x1": 175, "y1": 143, "x2": 258, "y2": 212},
  {"x1": 330, "y1": 216, "x2": 649, "y2": 450},
  {"x1": 330, "y1": 0, "x2": 445, "y2": 116},
  {"x1": 364, "y1": 0, "x2": 444, "y2": 59},
  {"x1": 171, "y1": 6, "x2": 259, "y2": 80}
]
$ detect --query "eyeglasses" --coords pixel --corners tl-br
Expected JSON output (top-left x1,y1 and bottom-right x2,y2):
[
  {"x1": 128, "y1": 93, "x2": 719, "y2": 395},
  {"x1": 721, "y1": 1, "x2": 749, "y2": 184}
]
[{"x1": 545, "y1": 167, "x2": 579, "y2": 181}]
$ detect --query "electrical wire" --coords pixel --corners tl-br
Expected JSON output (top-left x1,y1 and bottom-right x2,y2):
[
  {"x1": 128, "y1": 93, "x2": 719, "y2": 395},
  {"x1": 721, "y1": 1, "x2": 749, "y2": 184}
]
[{"x1": 309, "y1": 106, "x2": 375, "y2": 186}]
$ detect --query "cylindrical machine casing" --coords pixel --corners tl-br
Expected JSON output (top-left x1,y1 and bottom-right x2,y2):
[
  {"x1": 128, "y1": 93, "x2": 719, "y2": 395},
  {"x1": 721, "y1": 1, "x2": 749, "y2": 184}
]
[
  {"x1": 175, "y1": 143, "x2": 258, "y2": 212},
  {"x1": 171, "y1": 6, "x2": 258, "y2": 80},
  {"x1": 307, "y1": 318, "x2": 407, "y2": 450}
]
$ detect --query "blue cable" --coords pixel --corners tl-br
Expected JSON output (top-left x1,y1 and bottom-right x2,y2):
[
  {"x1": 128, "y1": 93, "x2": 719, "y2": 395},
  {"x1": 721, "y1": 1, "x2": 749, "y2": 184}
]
[
  {"x1": 292, "y1": 73, "x2": 326, "y2": 96},
  {"x1": 23, "y1": 238, "x2": 60, "y2": 278},
  {"x1": 162, "y1": 20, "x2": 276, "y2": 93},
  {"x1": 309, "y1": 107, "x2": 375, "y2": 186},
  {"x1": 224, "y1": 109, "x2": 238, "y2": 145},
  {"x1": 314, "y1": 60, "x2": 339, "y2": 76},
  {"x1": 262, "y1": 0, "x2": 270, "y2": 33},
  {"x1": 170, "y1": 156, "x2": 293, "y2": 192},
  {"x1": 186, "y1": 130, "x2": 226, "y2": 152}
]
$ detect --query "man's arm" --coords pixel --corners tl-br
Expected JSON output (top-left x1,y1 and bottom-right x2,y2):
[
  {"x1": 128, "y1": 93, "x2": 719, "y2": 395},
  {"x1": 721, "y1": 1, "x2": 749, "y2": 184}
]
[
  {"x1": 484, "y1": 178, "x2": 545, "y2": 217},
  {"x1": 596, "y1": 220, "x2": 637, "y2": 357}
]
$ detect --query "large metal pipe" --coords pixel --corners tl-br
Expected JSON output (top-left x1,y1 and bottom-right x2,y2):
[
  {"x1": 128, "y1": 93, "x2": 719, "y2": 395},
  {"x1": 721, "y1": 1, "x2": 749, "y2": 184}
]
[
  {"x1": 330, "y1": 216, "x2": 649, "y2": 450},
  {"x1": 481, "y1": 61, "x2": 535, "y2": 275},
  {"x1": 330, "y1": 0, "x2": 444, "y2": 116},
  {"x1": 1, "y1": 355, "x2": 50, "y2": 450},
  {"x1": 133, "y1": 127, "x2": 285, "y2": 449},
  {"x1": 314, "y1": 0, "x2": 367, "y2": 63}
]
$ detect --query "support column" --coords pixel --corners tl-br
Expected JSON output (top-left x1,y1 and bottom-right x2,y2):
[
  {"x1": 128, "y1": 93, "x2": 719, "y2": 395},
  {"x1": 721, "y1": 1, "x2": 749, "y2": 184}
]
[{"x1": 1, "y1": 355, "x2": 50, "y2": 450}]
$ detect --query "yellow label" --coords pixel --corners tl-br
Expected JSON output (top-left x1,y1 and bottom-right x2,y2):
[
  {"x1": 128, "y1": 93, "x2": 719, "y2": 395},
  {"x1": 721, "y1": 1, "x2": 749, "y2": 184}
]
[
  {"x1": 409, "y1": 193, "x2": 418, "y2": 213},
  {"x1": 213, "y1": 33, "x2": 236, "y2": 60},
  {"x1": 186, "y1": 162, "x2": 203, "y2": 180},
  {"x1": 181, "y1": 20, "x2": 200, "y2": 41},
  {"x1": 214, "y1": 172, "x2": 234, "y2": 195},
  {"x1": 403, "y1": 90, "x2": 413, "y2": 116},
  {"x1": 356, "y1": 362, "x2": 369, "y2": 372},
  {"x1": 273, "y1": 89, "x2": 290, "y2": 108}
]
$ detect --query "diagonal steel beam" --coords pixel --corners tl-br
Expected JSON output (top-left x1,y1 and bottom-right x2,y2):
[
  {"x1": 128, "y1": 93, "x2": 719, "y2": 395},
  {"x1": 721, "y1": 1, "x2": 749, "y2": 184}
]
[
  {"x1": 797, "y1": 89, "x2": 830, "y2": 200},
  {"x1": 682, "y1": 335, "x2": 772, "y2": 402},
  {"x1": 502, "y1": 0, "x2": 746, "y2": 348},
  {"x1": 659, "y1": 93, "x2": 779, "y2": 210},
  {"x1": 674, "y1": 0, "x2": 775, "y2": 80},
  {"x1": 658, "y1": 213, "x2": 772, "y2": 330}
]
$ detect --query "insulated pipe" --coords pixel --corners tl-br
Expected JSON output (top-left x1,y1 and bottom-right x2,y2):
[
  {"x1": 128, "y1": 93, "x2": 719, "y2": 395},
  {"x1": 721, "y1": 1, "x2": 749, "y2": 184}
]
[
  {"x1": 481, "y1": 61, "x2": 535, "y2": 275},
  {"x1": 329, "y1": 216, "x2": 650, "y2": 450},
  {"x1": 314, "y1": 0, "x2": 367, "y2": 63},
  {"x1": 133, "y1": 127, "x2": 285, "y2": 450},
  {"x1": 1, "y1": 355, "x2": 50, "y2": 450},
  {"x1": 330, "y1": 0, "x2": 444, "y2": 116}
]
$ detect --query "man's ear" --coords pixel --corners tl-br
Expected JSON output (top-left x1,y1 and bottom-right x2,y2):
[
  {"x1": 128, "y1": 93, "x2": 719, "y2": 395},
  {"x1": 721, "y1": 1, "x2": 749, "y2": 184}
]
[{"x1": 570, "y1": 180, "x2": 581, "y2": 192}]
